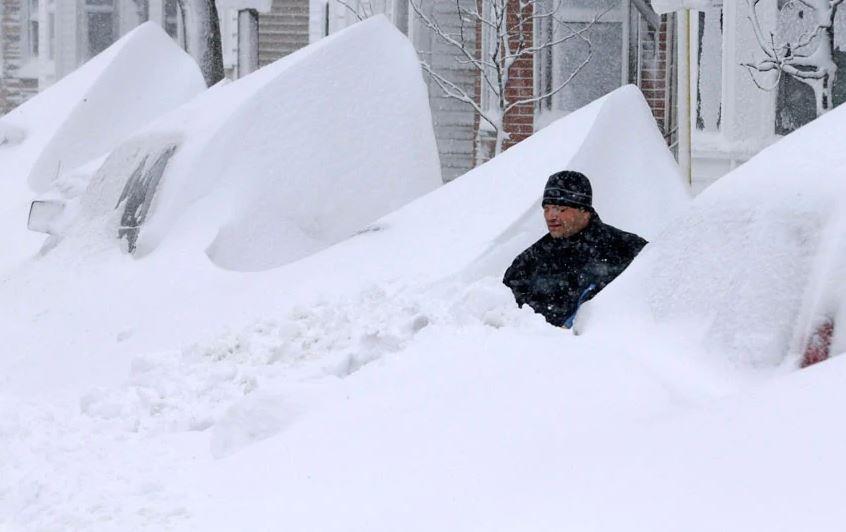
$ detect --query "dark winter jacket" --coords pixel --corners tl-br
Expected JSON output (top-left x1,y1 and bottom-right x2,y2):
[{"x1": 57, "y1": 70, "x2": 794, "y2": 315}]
[{"x1": 502, "y1": 216, "x2": 647, "y2": 327}]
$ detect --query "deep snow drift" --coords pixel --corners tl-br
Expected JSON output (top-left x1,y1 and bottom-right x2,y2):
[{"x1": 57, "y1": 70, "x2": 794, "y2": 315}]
[
  {"x1": 0, "y1": 84, "x2": 684, "y2": 398},
  {"x1": 582, "y1": 98, "x2": 846, "y2": 368},
  {"x1": 69, "y1": 16, "x2": 441, "y2": 271},
  {"x1": 4, "y1": 32, "x2": 843, "y2": 528},
  {"x1": 0, "y1": 22, "x2": 205, "y2": 273},
  {"x1": 0, "y1": 82, "x2": 691, "y2": 530}
]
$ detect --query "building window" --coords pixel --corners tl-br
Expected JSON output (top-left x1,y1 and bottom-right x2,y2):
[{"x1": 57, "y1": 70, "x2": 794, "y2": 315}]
[
  {"x1": 20, "y1": 0, "x2": 41, "y2": 66},
  {"x1": 773, "y1": 0, "x2": 846, "y2": 134},
  {"x1": 17, "y1": 0, "x2": 41, "y2": 78},
  {"x1": 164, "y1": 0, "x2": 179, "y2": 38},
  {"x1": 47, "y1": 4, "x2": 55, "y2": 61},
  {"x1": 28, "y1": 0, "x2": 40, "y2": 57},
  {"x1": 536, "y1": 0, "x2": 627, "y2": 119},
  {"x1": 693, "y1": 3, "x2": 723, "y2": 132},
  {"x1": 135, "y1": 0, "x2": 150, "y2": 22},
  {"x1": 86, "y1": 0, "x2": 117, "y2": 58}
]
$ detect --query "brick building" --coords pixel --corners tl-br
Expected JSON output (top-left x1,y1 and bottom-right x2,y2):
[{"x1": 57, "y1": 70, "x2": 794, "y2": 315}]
[{"x1": 316, "y1": 0, "x2": 675, "y2": 180}]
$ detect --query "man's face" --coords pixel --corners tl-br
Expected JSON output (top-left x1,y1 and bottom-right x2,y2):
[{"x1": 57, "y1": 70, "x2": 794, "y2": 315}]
[{"x1": 543, "y1": 204, "x2": 591, "y2": 238}]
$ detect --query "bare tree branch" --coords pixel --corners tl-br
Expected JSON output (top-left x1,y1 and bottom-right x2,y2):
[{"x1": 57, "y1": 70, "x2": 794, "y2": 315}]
[
  {"x1": 744, "y1": 0, "x2": 840, "y2": 115},
  {"x1": 410, "y1": 0, "x2": 606, "y2": 155}
]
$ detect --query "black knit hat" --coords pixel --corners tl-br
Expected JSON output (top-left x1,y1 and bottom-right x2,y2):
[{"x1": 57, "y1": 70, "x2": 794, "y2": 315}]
[{"x1": 542, "y1": 170, "x2": 593, "y2": 210}]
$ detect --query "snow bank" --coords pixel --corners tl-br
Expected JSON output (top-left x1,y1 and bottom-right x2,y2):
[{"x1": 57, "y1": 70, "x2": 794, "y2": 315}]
[
  {"x1": 0, "y1": 84, "x2": 683, "y2": 399},
  {"x1": 0, "y1": 85, "x2": 692, "y2": 528},
  {"x1": 70, "y1": 15, "x2": 441, "y2": 271},
  {"x1": 187, "y1": 316, "x2": 846, "y2": 532},
  {"x1": 583, "y1": 100, "x2": 846, "y2": 368},
  {"x1": 0, "y1": 22, "x2": 204, "y2": 192},
  {"x1": 0, "y1": 22, "x2": 205, "y2": 273},
  {"x1": 285, "y1": 83, "x2": 689, "y2": 286}
]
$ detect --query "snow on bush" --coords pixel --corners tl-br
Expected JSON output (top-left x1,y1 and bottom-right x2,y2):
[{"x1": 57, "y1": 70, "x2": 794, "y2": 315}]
[
  {"x1": 0, "y1": 22, "x2": 205, "y2": 273},
  {"x1": 69, "y1": 15, "x2": 441, "y2": 271},
  {"x1": 583, "y1": 99, "x2": 846, "y2": 368}
]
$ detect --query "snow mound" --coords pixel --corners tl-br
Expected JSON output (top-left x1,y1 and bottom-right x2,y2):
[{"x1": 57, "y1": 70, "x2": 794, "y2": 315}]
[
  {"x1": 292, "y1": 84, "x2": 689, "y2": 286},
  {"x1": 584, "y1": 101, "x2": 846, "y2": 368},
  {"x1": 0, "y1": 22, "x2": 204, "y2": 192},
  {"x1": 0, "y1": 22, "x2": 205, "y2": 274},
  {"x1": 0, "y1": 85, "x2": 696, "y2": 529},
  {"x1": 0, "y1": 122, "x2": 25, "y2": 146},
  {"x1": 0, "y1": 84, "x2": 685, "y2": 400},
  {"x1": 69, "y1": 15, "x2": 441, "y2": 271}
]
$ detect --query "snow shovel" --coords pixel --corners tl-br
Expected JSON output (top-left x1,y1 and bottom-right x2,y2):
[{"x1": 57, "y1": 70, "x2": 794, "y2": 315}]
[{"x1": 563, "y1": 283, "x2": 598, "y2": 331}]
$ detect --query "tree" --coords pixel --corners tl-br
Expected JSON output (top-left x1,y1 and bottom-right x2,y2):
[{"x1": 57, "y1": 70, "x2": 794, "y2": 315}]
[
  {"x1": 337, "y1": 0, "x2": 607, "y2": 156},
  {"x1": 743, "y1": 0, "x2": 844, "y2": 116},
  {"x1": 177, "y1": 0, "x2": 226, "y2": 86},
  {"x1": 408, "y1": 0, "x2": 608, "y2": 155}
]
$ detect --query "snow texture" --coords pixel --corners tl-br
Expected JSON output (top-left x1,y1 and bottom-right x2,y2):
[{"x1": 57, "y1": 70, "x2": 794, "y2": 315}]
[
  {"x1": 0, "y1": 22, "x2": 205, "y2": 274},
  {"x1": 68, "y1": 16, "x2": 441, "y2": 271},
  {"x1": 29, "y1": 64, "x2": 846, "y2": 532},
  {"x1": 0, "y1": 83, "x2": 685, "y2": 398},
  {"x1": 652, "y1": 0, "x2": 716, "y2": 13},
  {"x1": 0, "y1": 81, "x2": 699, "y2": 530},
  {"x1": 0, "y1": 22, "x2": 204, "y2": 192},
  {"x1": 2, "y1": 14, "x2": 844, "y2": 524},
  {"x1": 583, "y1": 98, "x2": 846, "y2": 368},
  {"x1": 216, "y1": 0, "x2": 273, "y2": 12}
]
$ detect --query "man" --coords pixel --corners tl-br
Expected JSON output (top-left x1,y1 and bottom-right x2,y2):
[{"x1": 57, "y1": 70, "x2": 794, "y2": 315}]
[{"x1": 503, "y1": 170, "x2": 647, "y2": 328}]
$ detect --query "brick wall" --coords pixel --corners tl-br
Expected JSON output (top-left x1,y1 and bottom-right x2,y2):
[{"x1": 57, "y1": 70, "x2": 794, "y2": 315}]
[
  {"x1": 501, "y1": 0, "x2": 533, "y2": 151},
  {"x1": 637, "y1": 15, "x2": 672, "y2": 137},
  {"x1": 475, "y1": 0, "x2": 534, "y2": 160}
]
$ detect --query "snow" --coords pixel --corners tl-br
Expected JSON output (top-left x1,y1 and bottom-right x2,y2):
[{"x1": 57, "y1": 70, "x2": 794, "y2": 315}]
[
  {"x1": 0, "y1": 78, "x2": 693, "y2": 529},
  {"x1": 68, "y1": 15, "x2": 441, "y2": 271},
  {"x1": 581, "y1": 99, "x2": 846, "y2": 368},
  {"x1": 697, "y1": 5, "x2": 722, "y2": 132},
  {"x1": 0, "y1": 22, "x2": 205, "y2": 274},
  {"x1": 216, "y1": 0, "x2": 273, "y2": 11},
  {"x1": 652, "y1": 0, "x2": 716, "y2": 14},
  {"x1": 1, "y1": 19, "x2": 843, "y2": 529},
  {"x1": 0, "y1": 121, "x2": 25, "y2": 146}
]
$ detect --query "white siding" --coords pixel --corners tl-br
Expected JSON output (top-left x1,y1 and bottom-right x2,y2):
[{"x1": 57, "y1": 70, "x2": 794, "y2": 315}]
[
  {"x1": 258, "y1": 0, "x2": 309, "y2": 66},
  {"x1": 411, "y1": 0, "x2": 477, "y2": 181}
]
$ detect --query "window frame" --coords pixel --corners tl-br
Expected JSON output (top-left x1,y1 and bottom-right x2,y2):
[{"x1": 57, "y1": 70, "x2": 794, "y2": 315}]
[
  {"x1": 533, "y1": 0, "x2": 631, "y2": 117},
  {"x1": 85, "y1": 0, "x2": 118, "y2": 59}
]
